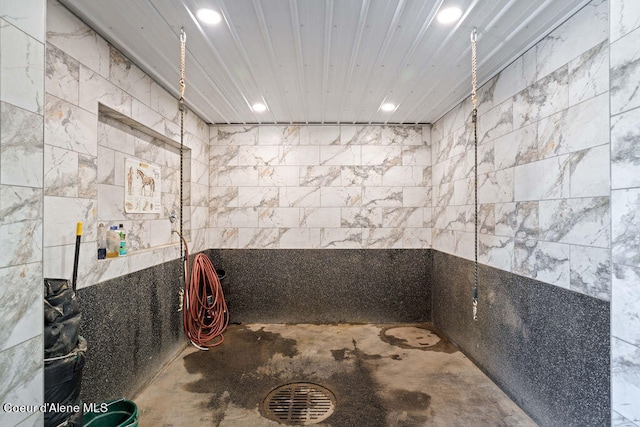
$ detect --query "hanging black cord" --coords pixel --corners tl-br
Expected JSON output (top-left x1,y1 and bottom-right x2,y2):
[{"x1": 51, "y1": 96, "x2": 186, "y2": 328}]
[{"x1": 471, "y1": 29, "x2": 478, "y2": 321}]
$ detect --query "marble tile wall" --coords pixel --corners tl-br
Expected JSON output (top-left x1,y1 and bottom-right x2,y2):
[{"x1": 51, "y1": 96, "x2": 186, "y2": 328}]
[
  {"x1": 431, "y1": 0, "x2": 610, "y2": 300},
  {"x1": 44, "y1": 0, "x2": 209, "y2": 289},
  {"x1": 208, "y1": 125, "x2": 432, "y2": 249},
  {"x1": 0, "y1": 1, "x2": 45, "y2": 425},
  {"x1": 610, "y1": 0, "x2": 640, "y2": 424}
]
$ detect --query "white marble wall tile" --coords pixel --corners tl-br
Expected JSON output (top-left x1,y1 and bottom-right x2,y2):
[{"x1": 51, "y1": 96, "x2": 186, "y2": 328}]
[
  {"x1": 362, "y1": 187, "x2": 402, "y2": 207},
  {"x1": 479, "y1": 235, "x2": 514, "y2": 271},
  {"x1": 97, "y1": 183, "x2": 125, "y2": 222},
  {"x1": 341, "y1": 126, "x2": 381, "y2": 145},
  {"x1": 382, "y1": 126, "x2": 421, "y2": 146},
  {"x1": 98, "y1": 116, "x2": 134, "y2": 155},
  {"x1": 454, "y1": 231, "x2": 475, "y2": 261},
  {"x1": 568, "y1": 41, "x2": 609, "y2": 106},
  {"x1": 300, "y1": 208, "x2": 341, "y2": 228},
  {"x1": 131, "y1": 100, "x2": 165, "y2": 137},
  {"x1": 0, "y1": 0, "x2": 45, "y2": 42},
  {"x1": 341, "y1": 207, "x2": 382, "y2": 228},
  {"x1": 478, "y1": 169, "x2": 514, "y2": 204},
  {"x1": 493, "y1": 123, "x2": 538, "y2": 170},
  {"x1": 0, "y1": 19, "x2": 44, "y2": 114},
  {"x1": 217, "y1": 208, "x2": 259, "y2": 228},
  {"x1": 44, "y1": 196, "x2": 97, "y2": 246},
  {"x1": 320, "y1": 228, "x2": 362, "y2": 248},
  {"x1": 44, "y1": 145, "x2": 77, "y2": 197},
  {"x1": 320, "y1": 186, "x2": 361, "y2": 207},
  {"x1": 382, "y1": 207, "x2": 422, "y2": 228},
  {"x1": 570, "y1": 245, "x2": 611, "y2": 300},
  {"x1": 191, "y1": 205, "x2": 210, "y2": 231},
  {"x1": 78, "y1": 154, "x2": 97, "y2": 199},
  {"x1": 45, "y1": 95, "x2": 97, "y2": 156},
  {"x1": 320, "y1": 145, "x2": 360, "y2": 166},
  {"x1": 280, "y1": 228, "x2": 320, "y2": 248},
  {"x1": 238, "y1": 146, "x2": 279, "y2": 165},
  {"x1": 128, "y1": 248, "x2": 166, "y2": 274},
  {"x1": 191, "y1": 161, "x2": 209, "y2": 188},
  {"x1": 537, "y1": 92, "x2": 609, "y2": 158},
  {"x1": 259, "y1": 126, "x2": 299, "y2": 145},
  {"x1": 611, "y1": 107, "x2": 640, "y2": 189},
  {"x1": 0, "y1": 186, "x2": 42, "y2": 228},
  {"x1": 0, "y1": 263, "x2": 41, "y2": 351},
  {"x1": 611, "y1": 411, "x2": 637, "y2": 427},
  {"x1": 611, "y1": 27, "x2": 640, "y2": 115},
  {"x1": 0, "y1": 336, "x2": 43, "y2": 426},
  {"x1": 218, "y1": 166, "x2": 259, "y2": 187},
  {"x1": 109, "y1": 47, "x2": 151, "y2": 105},
  {"x1": 281, "y1": 145, "x2": 319, "y2": 166},
  {"x1": 495, "y1": 201, "x2": 539, "y2": 239},
  {"x1": 403, "y1": 228, "x2": 432, "y2": 248},
  {"x1": 382, "y1": 166, "x2": 423, "y2": 186},
  {"x1": 611, "y1": 0, "x2": 640, "y2": 41},
  {"x1": 612, "y1": 188, "x2": 640, "y2": 266},
  {"x1": 403, "y1": 187, "x2": 431, "y2": 207},
  {"x1": 303, "y1": 125, "x2": 340, "y2": 145},
  {"x1": 46, "y1": 0, "x2": 109, "y2": 77},
  {"x1": 613, "y1": 264, "x2": 640, "y2": 344},
  {"x1": 16, "y1": 412, "x2": 44, "y2": 426},
  {"x1": 0, "y1": 102, "x2": 43, "y2": 187},
  {"x1": 402, "y1": 145, "x2": 431, "y2": 166},
  {"x1": 341, "y1": 166, "x2": 382, "y2": 186},
  {"x1": 478, "y1": 98, "x2": 513, "y2": 144},
  {"x1": 433, "y1": 182, "x2": 455, "y2": 208},
  {"x1": 432, "y1": 228, "x2": 455, "y2": 255},
  {"x1": 152, "y1": 81, "x2": 179, "y2": 122},
  {"x1": 421, "y1": 125, "x2": 432, "y2": 146},
  {"x1": 209, "y1": 228, "x2": 238, "y2": 249},
  {"x1": 280, "y1": 186, "x2": 321, "y2": 207},
  {"x1": 513, "y1": 66, "x2": 569, "y2": 129},
  {"x1": 238, "y1": 187, "x2": 278, "y2": 208},
  {"x1": 364, "y1": 228, "x2": 403, "y2": 248},
  {"x1": 96, "y1": 146, "x2": 114, "y2": 184},
  {"x1": 513, "y1": 239, "x2": 570, "y2": 287},
  {"x1": 514, "y1": 155, "x2": 570, "y2": 201},
  {"x1": 300, "y1": 166, "x2": 341, "y2": 187},
  {"x1": 491, "y1": 51, "x2": 537, "y2": 107},
  {"x1": 0, "y1": 220, "x2": 42, "y2": 268},
  {"x1": 210, "y1": 145, "x2": 238, "y2": 166},
  {"x1": 217, "y1": 126, "x2": 258, "y2": 145},
  {"x1": 210, "y1": 187, "x2": 238, "y2": 208},
  {"x1": 238, "y1": 228, "x2": 281, "y2": 248},
  {"x1": 570, "y1": 145, "x2": 610, "y2": 197},
  {"x1": 79, "y1": 66, "x2": 132, "y2": 116},
  {"x1": 259, "y1": 166, "x2": 299, "y2": 187},
  {"x1": 46, "y1": 43, "x2": 78, "y2": 105},
  {"x1": 611, "y1": 336, "x2": 640, "y2": 423},
  {"x1": 535, "y1": 0, "x2": 608, "y2": 80},
  {"x1": 539, "y1": 197, "x2": 610, "y2": 247},
  {"x1": 424, "y1": 208, "x2": 433, "y2": 228}
]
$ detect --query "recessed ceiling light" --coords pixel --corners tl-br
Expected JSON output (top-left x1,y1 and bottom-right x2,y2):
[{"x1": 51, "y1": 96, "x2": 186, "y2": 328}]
[
  {"x1": 196, "y1": 8, "x2": 222, "y2": 25},
  {"x1": 380, "y1": 103, "x2": 396, "y2": 112},
  {"x1": 252, "y1": 103, "x2": 267, "y2": 112},
  {"x1": 437, "y1": 7, "x2": 462, "y2": 24}
]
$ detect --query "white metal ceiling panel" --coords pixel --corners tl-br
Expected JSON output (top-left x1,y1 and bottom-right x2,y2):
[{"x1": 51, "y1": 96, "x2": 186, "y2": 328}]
[{"x1": 58, "y1": 0, "x2": 591, "y2": 125}]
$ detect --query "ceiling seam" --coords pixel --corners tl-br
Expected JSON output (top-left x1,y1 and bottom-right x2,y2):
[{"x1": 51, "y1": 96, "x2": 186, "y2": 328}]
[
  {"x1": 336, "y1": 0, "x2": 370, "y2": 124},
  {"x1": 289, "y1": 0, "x2": 309, "y2": 124},
  {"x1": 252, "y1": 0, "x2": 296, "y2": 125},
  {"x1": 320, "y1": 0, "x2": 334, "y2": 125}
]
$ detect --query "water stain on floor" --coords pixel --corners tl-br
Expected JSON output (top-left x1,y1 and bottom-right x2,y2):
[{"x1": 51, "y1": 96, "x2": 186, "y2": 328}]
[{"x1": 135, "y1": 324, "x2": 537, "y2": 427}]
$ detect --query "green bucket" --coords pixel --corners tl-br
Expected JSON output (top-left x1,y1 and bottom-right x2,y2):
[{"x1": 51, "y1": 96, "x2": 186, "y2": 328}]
[{"x1": 83, "y1": 399, "x2": 138, "y2": 427}]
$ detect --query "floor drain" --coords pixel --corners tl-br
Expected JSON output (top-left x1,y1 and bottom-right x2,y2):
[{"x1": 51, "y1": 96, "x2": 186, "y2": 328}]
[{"x1": 261, "y1": 382, "x2": 336, "y2": 425}]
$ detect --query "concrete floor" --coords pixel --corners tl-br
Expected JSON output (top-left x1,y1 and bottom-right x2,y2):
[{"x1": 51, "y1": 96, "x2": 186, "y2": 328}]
[{"x1": 134, "y1": 324, "x2": 537, "y2": 426}]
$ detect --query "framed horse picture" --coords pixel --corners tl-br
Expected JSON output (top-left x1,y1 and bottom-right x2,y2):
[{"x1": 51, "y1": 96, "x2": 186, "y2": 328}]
[{"x1": 124, "y1": 157, "x2": 162, "y2": 214}]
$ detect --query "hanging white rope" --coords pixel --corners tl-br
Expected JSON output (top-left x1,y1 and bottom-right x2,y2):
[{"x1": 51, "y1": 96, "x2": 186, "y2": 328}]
[{"x1": 471, "y1": 28, "x2": 479, "y2": 322}]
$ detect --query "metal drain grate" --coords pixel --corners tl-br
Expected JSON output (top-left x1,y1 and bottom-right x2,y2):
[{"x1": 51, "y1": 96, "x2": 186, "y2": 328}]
[{"x1": 261, "y1": 382, "x2": 336, "y2": 425}]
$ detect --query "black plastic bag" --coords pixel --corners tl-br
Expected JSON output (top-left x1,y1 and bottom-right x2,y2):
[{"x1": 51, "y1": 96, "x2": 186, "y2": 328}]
[
  {"x1": 44, "y1": 278, "x2": 81, "y2": 358},
  {"x1": 44, "y1": 336, "x2": 86, "y2": 427}
]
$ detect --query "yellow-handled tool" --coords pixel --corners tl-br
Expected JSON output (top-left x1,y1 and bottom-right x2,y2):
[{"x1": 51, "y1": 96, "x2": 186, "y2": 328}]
[{"x1": 72, "y1": 222, "x2": 82, "y2": 291}]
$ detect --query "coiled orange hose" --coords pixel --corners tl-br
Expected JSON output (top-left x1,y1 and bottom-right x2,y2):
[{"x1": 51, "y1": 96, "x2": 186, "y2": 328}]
[{"x1": 178, "y1": 236, "x2": 228, "y2": 349}]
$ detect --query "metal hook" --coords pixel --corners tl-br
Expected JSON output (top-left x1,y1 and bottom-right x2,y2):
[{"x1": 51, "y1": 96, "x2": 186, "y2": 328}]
[
  {"x1": 180, "y1": 27, "x2": 186, "y2": 43},
  {"x1": 470, "y1": 28, "x2": 477, "y2": 43}
]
